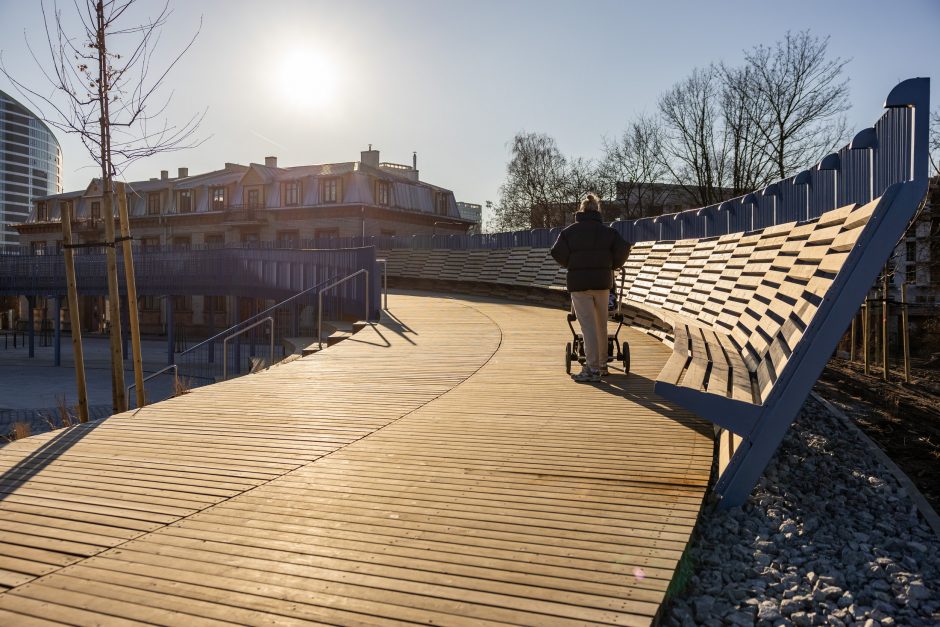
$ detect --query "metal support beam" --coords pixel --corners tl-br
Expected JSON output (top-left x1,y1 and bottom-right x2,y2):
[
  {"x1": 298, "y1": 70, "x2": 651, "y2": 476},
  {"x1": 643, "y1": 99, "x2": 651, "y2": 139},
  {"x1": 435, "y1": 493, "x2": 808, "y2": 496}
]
[
  {"x1": 901, "y1": 283, "x2": 911, "y2": 383},
  {"x1": 862, "y1": 302, "x2": 870, "y2": 375},
  {"x1": 882, "y1": 272, "x2": 889, "y2": 382},
  {"x1": 849, "y1": 315, "x2": 856, "y2": 362},
  {"x1": 54, "y1": 296, "x2": 62, "y2": 367},
  {"x1": 166, "y1": 298, "x2": 175, "y2": 365},
  {"x1": 27, "y1": 296, "x2": 35, "y2": 358}
]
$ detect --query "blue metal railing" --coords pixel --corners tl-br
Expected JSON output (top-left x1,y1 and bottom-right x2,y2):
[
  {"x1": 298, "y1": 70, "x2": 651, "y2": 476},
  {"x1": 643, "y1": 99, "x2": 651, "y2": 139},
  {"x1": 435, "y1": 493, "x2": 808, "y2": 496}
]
[
  {"x1": 174, "y1": 274, "x2": 354, "y2": 386},
  {"x1": 0, "y1": 244, "x2": 379, "y2": 304}
]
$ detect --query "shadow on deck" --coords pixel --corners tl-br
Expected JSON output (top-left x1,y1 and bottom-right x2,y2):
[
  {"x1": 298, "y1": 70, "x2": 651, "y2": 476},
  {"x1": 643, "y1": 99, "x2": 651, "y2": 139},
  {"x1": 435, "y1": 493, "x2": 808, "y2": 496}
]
[{"x1": 0, "y1": 291, "x2": 713, "y2": 626}]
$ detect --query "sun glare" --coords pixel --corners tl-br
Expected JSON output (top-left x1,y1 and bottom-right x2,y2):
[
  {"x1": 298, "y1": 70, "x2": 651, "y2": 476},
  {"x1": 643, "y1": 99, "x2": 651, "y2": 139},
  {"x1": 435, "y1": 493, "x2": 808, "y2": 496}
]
[{"x1": 275, "y1": 46, "x2": 339, "y2": 112}]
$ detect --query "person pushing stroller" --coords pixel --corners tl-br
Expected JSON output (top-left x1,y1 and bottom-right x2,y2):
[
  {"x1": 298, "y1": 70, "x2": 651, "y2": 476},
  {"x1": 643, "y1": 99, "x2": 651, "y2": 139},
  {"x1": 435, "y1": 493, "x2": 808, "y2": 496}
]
[{"x1": 550, "y1": 193, "x2": 630, "y2": 382}]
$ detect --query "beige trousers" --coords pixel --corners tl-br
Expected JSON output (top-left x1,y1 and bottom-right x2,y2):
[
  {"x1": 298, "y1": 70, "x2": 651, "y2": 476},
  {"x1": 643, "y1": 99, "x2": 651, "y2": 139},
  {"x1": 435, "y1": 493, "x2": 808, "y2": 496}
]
[{"x1": 571, "y1": 289, "x2": 609, "y2": 371}]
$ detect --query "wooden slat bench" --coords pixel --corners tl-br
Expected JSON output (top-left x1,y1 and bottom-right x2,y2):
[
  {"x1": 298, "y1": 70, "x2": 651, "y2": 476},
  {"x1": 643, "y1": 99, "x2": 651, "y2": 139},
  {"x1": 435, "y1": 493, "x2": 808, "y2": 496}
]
[{"x1": 380, "y1": 77, "x2": 930, "y2": 507}]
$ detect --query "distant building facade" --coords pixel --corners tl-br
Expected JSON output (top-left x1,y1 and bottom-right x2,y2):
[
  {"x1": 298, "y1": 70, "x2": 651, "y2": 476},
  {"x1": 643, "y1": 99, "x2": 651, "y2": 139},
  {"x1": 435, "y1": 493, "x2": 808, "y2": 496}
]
[
  {"x1": 0, "y1": 90, "x2": 62, "y2": 247},
  {"x1": 456, "y1": 202, "x2": 482, "y2": 233},
  {"x1": 14, "y1": 148, "x2": 472, "y2": 334},
  {"x1": 17, "y1": 148, "x2": 471, "y2": 250}
]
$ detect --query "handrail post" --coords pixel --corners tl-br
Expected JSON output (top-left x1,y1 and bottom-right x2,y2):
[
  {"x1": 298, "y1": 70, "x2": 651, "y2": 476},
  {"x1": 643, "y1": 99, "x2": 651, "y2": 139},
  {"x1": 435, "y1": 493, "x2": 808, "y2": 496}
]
[
  {"x1": 222, "y1": 316, "x2": 274, "y2": 380},
  {"x1": 127, "y1": 363, "x2": 178, "y2": 410},
  {"x1": 376, "y1": 258, "x2": 388, "y2": 310},
  {"x1": 317, "y1": 269, "x2": 370, "y2": 349}
]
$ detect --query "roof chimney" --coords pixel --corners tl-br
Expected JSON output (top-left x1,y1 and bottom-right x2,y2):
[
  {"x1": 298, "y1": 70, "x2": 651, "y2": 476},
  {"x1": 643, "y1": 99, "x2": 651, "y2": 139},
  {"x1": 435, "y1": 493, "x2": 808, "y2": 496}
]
[
  {"x1": 360, "y1": 146, "x2": 380, "y2": 169},
  {"x1": 413, "y1": 151, "x2": 417, "y2": 170},
  {"x1": 178, "y1": 167, "x2": 189, "y2": 178},
  {"x1": 160, "y1": 170, "x2": 169, "y2": 180},
  {"x1": 224, "y1": 162, "x2": 238, "y2": 169},
  {"x1": 265, "y1": 156, "x2": 278, "y2": 168}
]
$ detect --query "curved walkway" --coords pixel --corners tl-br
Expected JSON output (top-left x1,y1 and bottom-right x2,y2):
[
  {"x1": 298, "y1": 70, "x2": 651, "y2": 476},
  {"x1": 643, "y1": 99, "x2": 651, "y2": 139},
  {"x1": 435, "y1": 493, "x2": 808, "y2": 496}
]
[{"x1": 0, "y1": 292, "x2": 712, "y2": 625}]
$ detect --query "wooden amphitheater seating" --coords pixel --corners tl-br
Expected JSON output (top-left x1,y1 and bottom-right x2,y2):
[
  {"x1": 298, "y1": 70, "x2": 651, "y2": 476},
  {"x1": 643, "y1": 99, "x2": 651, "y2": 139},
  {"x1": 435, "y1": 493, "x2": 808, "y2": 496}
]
[
  {"x1": 381, "y1": 79, "x2": 930, "y2": 506},
  {"x1": 615, "y1": 199, "x2": 875, "y2": 432},
  {"x1": 381, "y1": 184, "x2": 922, "y2": 507}
]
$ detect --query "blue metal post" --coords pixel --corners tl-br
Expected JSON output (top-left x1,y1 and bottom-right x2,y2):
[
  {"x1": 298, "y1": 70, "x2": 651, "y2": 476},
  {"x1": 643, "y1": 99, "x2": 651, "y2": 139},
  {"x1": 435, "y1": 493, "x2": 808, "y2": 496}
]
[
  {"x1": 207, "y1": 295, "x2": 215, "y2": 364},
  {"x1": 54, "y1": 295, "x2": 62, "y2": 366},
  {"x1": 27, "y1": 296, "x2": 35, "y2": 358},
  {"x1": 166, "y1": 297, "x2": 174, "y2": 365}
]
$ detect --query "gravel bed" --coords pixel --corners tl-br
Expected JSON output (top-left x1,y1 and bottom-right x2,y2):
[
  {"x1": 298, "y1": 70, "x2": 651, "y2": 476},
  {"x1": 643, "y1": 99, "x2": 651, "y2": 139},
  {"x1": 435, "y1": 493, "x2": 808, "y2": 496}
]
[{"x1": 660, "y1": 397, "x2": 939, "y2": 627}]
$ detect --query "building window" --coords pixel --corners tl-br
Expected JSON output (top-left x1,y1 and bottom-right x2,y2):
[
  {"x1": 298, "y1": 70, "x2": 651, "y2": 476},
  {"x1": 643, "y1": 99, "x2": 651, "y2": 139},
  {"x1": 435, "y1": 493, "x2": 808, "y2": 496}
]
[
  {"x1": 141, "y1": 295, "x2": 159, "y2": 311},
  {"x1": 320, "y1": 178, "x2": 340, "y2": 204},
  {"x1": 205, "y1": 295, "x2": 226, "y2": 314},
  {"x1": 247, "y1": 188, "x2": 261, "y2": 209},
  {"x1": 173, "y1": 295, "x2": 192, "y2": 312},
  {"x1": 315, "y1": 228, "x2": 339, "y2": 240},
  {"x1": 37, "y1": 202, "x2": 47, "y2": 221},
  {"x1": 283, "y1": 181, "x2": 301, "y2": 206},
  {"x1": 204, "y1": 233, "x2": 225, "y2": 249},
  {"x1": 147, "y1": 192, "x2": 161, "y2": 215},
  {"x1": 31, "y1": 240, "x2": 47, "y2": 255},
  {"x1": 906, "y1": 240, "x2": 916, "y2": 262},
  {"x1": 210, "y1": 186, "x2": 226, "y2": 210},
  {"x1": 141, "y1": 236, "x2": 161, "y2": 251},
  {"x1": 435, "y1": 193, "x2": 449, "y2": 216},
  {"x1": 376, "y1": 181, "x2": 390, "y2": 206},
  {"x1": 906, "y1": 264, "x2": 916, "y2": 284},
  {"x1": 172, "y1": 236, "x2": 191, "y2": 250},
  {"x1": 380, "y1": 229, "x2": 396, "y2": 237},
  {"x1": 90, "y1": 201, "x2": 101, "y2": 220},
  {"x1": 178, "y1": 190, "x2": 193, "y2": 213},
  {"x1": 276, "y1": 230, "x2": 299, "y2": 247}
]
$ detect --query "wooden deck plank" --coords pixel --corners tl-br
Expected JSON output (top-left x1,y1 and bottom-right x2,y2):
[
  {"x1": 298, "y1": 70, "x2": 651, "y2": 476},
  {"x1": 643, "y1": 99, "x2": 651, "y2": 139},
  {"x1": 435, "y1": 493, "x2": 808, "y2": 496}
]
[{"x1": 0, "y1": 292, "x2": 711, "y2": 625}]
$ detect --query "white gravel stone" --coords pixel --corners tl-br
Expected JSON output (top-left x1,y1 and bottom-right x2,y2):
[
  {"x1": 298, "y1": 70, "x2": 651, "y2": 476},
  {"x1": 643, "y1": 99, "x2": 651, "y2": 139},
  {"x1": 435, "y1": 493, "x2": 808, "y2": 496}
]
[{"x1": 660, "y1": 398, "x2": 939, "y2": 626}]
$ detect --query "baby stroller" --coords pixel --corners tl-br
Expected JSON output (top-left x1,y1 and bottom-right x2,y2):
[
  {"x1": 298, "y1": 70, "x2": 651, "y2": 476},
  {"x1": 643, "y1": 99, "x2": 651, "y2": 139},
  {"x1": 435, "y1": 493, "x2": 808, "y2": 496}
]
[{"x1": 565, "y1": 269, "x2": 630, "y2": 374}]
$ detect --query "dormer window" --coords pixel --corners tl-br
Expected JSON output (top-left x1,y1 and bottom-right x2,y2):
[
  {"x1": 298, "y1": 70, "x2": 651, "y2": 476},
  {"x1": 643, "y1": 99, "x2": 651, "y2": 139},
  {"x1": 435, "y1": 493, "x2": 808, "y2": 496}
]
[
  {"x1": 375, "y1": 180, "x2": 390, "y2": 206},
  {"x1": 178, "y1": 190, "x2": 193, "y2": 213},
  {"x1": 320, "y1": 178, "x2": 340, "y2": 204},
  {"x1": 283, "y1": 180, "x2": 301, "y2": 206},
  {"x1": 37, "y1": 201, "x2": 47, "y2": 221},
  {"x1": 147, "y1": 192, "x2": 161, "y2": 215},
  {"x1": 90, "y1": 201, "x2": 101, "y2": 220},
  {"x1": 435, "y1": 192, "x2": 449, "y2": 216},
  {"x1": 210, "y1": 186, "x2": 226, "y2": 210},
  {"x1": 247, "y1": 188, "x2": 261, "y2": 209}
]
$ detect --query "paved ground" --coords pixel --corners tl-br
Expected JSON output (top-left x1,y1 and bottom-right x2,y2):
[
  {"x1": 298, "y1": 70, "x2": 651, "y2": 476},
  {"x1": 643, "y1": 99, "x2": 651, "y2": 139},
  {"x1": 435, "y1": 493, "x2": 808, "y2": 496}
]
[{"x1": 0, "y1": 334, "x2": 177, "y2": 413}]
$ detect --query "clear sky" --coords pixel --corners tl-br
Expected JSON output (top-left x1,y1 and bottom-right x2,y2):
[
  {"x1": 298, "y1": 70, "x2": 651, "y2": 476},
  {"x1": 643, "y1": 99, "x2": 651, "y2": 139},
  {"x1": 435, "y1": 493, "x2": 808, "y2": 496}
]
[{"x1": 1, "y1": 0, "x2": 938, "y2": 224}]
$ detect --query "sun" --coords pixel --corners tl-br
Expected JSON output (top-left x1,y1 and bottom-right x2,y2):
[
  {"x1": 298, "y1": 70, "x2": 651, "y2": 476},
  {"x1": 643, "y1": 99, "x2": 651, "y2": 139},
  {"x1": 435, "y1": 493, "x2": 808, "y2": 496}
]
[{"x1": 275, "y1": 46, "x2": 339, "y2": 112}]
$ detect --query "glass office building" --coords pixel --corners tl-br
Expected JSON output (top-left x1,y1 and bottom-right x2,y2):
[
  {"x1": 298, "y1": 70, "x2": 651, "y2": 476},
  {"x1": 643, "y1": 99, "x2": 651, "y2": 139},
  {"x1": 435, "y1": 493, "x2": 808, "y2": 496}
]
[{"x1": 0, "y1": 89, "x2": 62, "y2": 247}]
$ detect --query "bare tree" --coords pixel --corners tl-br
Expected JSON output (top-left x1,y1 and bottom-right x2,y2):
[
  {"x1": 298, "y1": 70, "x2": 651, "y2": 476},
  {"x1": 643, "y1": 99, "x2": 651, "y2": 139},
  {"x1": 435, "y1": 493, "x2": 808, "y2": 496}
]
[
  {"x1": 1, "y1": 0, "x2": 204, "y2": 412},
  {"x1": 720, "y1": 64, "x2": 776, "y2": 195},
  {"x1": 559, "y1": 156, "x2": 601, "y2": 223},
  {"x1": 598, "y1": 115, "x2": 670, "y2": 219},
  {"x1": 929, "y1": 108, "x2": 940, "y2": 176},
  {"x1": 2, "y1": 0, "x2": 205, "y2": 176},
  {"x1": 658, "y1": 66, "x2": 730, "y2": 207},
  {"x1": 739, "y1": 30, "x2": 850, "y2": 180},
  {"x1": 494, "y1": 132, "x2": 569, "y2": 230}
]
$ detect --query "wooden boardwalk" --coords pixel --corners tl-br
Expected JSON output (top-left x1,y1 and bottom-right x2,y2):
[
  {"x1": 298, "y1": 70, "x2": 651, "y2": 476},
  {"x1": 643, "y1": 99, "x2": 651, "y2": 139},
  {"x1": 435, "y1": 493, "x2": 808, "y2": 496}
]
[{"x1": 0, "y1": 292, "x2": 713, "y2": 626}]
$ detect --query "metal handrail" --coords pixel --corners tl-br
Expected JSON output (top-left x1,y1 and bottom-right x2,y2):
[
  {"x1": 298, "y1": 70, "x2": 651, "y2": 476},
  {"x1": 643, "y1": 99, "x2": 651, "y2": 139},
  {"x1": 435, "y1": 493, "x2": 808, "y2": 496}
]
[
  {"x1": 317, "y1": 269, "x2": 370, "y2": 349},
  {"x1": 222, "y1": 316, "x2": 274, "y2": 380},
  {"x1": 178, "y1": 276, "x2": 336, "y2": 358},
  {"x1": 376, "y1": 258, "x2": 388, "y2": 310},
  {"x1": 127, "y1": 364, "x2": 178, "y2": 409}
]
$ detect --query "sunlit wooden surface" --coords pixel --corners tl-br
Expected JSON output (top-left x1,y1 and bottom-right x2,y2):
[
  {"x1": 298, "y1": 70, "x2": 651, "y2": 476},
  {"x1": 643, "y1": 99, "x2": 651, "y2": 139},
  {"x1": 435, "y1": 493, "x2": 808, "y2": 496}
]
[{"x1": 0, "y1": 291, "x2": 712, "y2": 625}]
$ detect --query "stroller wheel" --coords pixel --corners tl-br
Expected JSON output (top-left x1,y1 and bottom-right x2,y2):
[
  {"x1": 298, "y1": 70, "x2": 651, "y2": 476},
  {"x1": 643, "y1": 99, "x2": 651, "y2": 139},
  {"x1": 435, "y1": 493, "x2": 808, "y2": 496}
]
[
  {"x1": 622, "y1": 341, "x2": 630, "y2": 373},
  {"x1": 565, "y1": 342, "x2": 573, "y2": 374}
]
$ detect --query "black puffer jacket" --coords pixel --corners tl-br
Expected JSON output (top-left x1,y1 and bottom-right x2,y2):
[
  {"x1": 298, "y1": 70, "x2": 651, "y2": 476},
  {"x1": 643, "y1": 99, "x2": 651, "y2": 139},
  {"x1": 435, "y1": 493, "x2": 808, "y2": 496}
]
[{"x1": 550, "y1": 210, "x2": 630, "y2": 292}]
